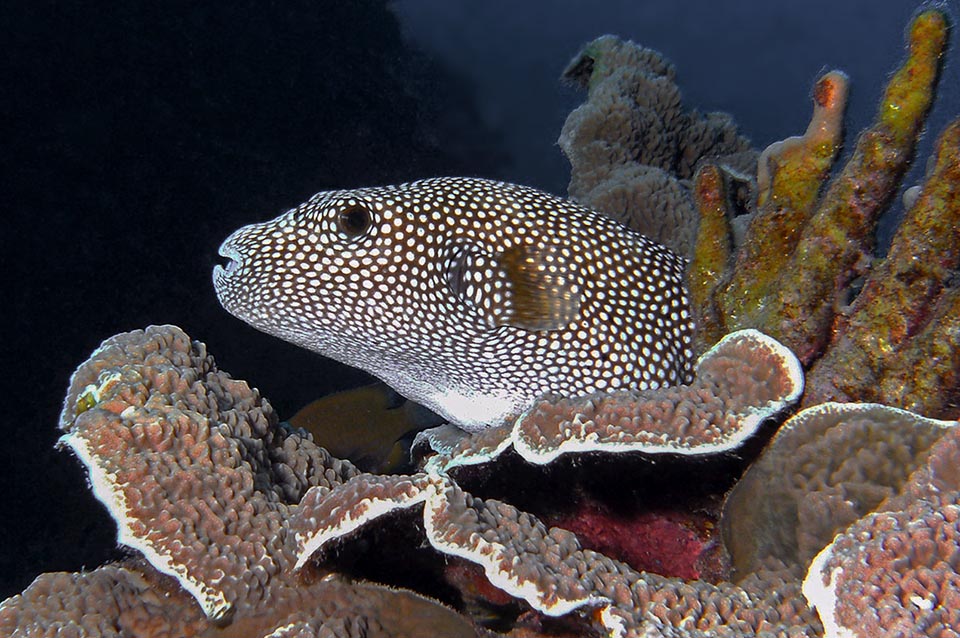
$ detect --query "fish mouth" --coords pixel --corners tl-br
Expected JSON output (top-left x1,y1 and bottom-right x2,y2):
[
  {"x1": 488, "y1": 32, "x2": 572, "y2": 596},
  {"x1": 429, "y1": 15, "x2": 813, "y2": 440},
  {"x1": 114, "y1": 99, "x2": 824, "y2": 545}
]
[{"x1": 213, "y1": 240, "x2": 243, "y2": 282}]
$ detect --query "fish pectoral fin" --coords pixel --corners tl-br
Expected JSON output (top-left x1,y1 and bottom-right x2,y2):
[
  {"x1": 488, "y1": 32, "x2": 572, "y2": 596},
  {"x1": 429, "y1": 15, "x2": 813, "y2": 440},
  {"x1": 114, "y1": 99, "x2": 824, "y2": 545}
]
[
  {"x1": 447, "y1": 242, "x2": 582, "y2": 331},
  {"x1": 502, "y1": 243, "x2": 583, "y2": 330}
]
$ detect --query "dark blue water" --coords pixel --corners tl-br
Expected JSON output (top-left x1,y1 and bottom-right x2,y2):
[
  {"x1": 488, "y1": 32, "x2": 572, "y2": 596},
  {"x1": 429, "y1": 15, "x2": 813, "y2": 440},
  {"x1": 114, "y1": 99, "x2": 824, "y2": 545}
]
[{"x1": 1, "y1": 0, "x2": 956, "y2": 600}]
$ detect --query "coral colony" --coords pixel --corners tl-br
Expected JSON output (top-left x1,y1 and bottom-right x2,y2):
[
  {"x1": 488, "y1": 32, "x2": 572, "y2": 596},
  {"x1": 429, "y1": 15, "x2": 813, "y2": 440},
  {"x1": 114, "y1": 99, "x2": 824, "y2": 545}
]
[{"x1": 2, "y1": 8, "x2": 958, "y2": 638}]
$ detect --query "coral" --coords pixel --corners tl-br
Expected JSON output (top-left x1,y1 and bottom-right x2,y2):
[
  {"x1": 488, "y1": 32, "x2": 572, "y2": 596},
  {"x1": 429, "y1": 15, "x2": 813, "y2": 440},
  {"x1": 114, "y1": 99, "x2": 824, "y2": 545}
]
[
  {"x1": 708, "y1": 71, "x2": 849, "y2": 337},
  {"x1": 803, "y1": 117, "x2": 960, "y2": 415},
  {"x1": 722, "y1": 402, "x2": 956, "y2": 582},
  {"x1": 802, "y1": 422, "x2": 960, "y2": 638},
  {"x1": 294, "y1": 470, "x2": 624, "y2": 619},
  {"x1": 1, "y1": 326, "x2": 480, "y2": 638},
  {"x1": 559, "y1": 35, "x2": 755, "y2": 256},
  {"x1": 753, "y1": 71, "x2": 849, "y2": 211},
  {"x1": 2, "y1": 561, "x2": 482, "y2": 638},
  {"x1": 414, "y1": 329, "x2": 801, "y2": 474},
  {"x1": 290, "y1": 329, "x2": 815, "y2": 635},
  {"x1": 56, "y1": 325, "x2": 360, "y2": 620},
  {"x1": 1, "y1": 324, "x2": 816, "y2": 637},
  {"x1": 293, "y1": 472, "x2": 438, "y2": 569},
  {"x1": 723, "y1": 401, "x2": 960, "y2": 637},
  {"x1": 295, "y1": 469, "x2": 821, "y2": 637},
  {"x1": 688, "y1": 9, "x2": 960, "y2": 423},
  {"x1": 0, "y1": 561, "x2": 208, "y2": 638},
  {"x1": 511, "y1": 329, "x2": 801, "y2": 464}
]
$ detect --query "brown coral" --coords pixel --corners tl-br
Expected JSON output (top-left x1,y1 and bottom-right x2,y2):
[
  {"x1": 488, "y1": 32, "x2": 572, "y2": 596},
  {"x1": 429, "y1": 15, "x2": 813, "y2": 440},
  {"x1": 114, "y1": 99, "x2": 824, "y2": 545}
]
[
  {"x1": 511, "y1": 329, "x2": 802, "y2": 464},
  {"x1": 1, "y1": 325, "x2": 480, "y2": 638},
  {"x1": 559, "y1": 35, "x2": 755, "y2": 256},
  {"x1": 18, "y1": 326, "x2": 814, "y2": 636},
  {"x1": 0, "y1": 560, "x2": 208, "y2": 638},
  {"x1": 802, "y1": 423, "x2": 960, "y2": 638},
  {"x1": 416, "y1": 329, "x2": 802, "y2": 474},
  {"x1": 713, "y1": 70, "x2": 850, "y2": 336},
  {"x1": 295, "y1": 468, "x2": 821, "y2": 637},
  {"x1": 722, "y1": 402, "x2": 956, "y2": 582},
  {"x1": 57, "y1": 325, "x2": 360, "y2": 620}
]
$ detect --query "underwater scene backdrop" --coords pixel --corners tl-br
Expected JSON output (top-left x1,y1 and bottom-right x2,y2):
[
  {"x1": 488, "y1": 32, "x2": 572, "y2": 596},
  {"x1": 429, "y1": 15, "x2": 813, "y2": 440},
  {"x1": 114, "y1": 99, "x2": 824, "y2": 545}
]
[{"x1": 2, "y1": 1, "x2": 959, "y2": 635}]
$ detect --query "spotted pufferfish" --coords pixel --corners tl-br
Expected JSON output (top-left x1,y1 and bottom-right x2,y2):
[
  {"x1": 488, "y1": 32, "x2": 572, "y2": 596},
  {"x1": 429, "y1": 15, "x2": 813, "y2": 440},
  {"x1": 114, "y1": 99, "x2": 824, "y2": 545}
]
[{"x1": 213, "y1": 177, "x2": 695, "y2": 432}]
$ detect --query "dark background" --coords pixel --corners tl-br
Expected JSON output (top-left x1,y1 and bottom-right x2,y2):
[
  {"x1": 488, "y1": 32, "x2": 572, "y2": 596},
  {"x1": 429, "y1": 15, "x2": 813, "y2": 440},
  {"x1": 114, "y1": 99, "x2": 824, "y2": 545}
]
[{"x1": 2, "y1": 0, "x2": 957, "y2": 599}]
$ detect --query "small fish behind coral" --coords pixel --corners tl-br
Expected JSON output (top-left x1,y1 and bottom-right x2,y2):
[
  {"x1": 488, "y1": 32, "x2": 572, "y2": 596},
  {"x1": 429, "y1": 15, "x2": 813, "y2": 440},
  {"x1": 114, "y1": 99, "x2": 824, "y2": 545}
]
[{"x1": 285, "y1": 382, "x2": 443, "y2": 473}]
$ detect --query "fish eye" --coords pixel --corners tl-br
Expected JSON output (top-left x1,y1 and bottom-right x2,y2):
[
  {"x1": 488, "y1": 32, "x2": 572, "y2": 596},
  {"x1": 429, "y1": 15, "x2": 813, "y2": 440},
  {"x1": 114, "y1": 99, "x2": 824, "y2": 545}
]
[{"x1": 336, "y1": 203, "x2": 372, "y2": 238}]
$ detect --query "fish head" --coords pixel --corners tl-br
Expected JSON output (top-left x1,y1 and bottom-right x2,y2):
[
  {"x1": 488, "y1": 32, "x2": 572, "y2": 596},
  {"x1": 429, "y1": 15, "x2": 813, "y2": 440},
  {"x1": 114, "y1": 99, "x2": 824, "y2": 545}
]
[{"x1": 214, "y1": 183, "x2": 458, "y2": 358}]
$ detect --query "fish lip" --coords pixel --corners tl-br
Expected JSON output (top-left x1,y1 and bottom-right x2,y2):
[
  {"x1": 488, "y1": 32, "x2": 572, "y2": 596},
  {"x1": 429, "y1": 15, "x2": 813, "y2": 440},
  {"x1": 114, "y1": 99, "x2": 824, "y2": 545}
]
[{"x1": 214, "y1": 239, "x2": 243, "y2": 280}]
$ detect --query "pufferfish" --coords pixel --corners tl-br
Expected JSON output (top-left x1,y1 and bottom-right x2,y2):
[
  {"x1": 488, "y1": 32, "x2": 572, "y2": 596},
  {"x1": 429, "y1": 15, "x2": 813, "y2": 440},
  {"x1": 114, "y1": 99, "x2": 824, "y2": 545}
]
[{"x1": 213, "y1": 177, "x2": 695, "y2": 432}]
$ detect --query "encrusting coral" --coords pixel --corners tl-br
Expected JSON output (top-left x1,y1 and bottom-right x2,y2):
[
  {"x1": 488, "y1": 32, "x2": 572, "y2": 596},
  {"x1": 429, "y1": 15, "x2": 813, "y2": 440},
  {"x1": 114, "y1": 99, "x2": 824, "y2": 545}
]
[
  {"x1": 2, "y1": 325, "x2": 817, "y2": 637},
  {"x1": 4, "y1": 324, "x2": 957, "y2": 636},
  {"x1": 415, "y1": 328, "x2": 802, "y2": 474},
  {"x1": 294, "y1": 468, "x2": 823, "y2": 637},
  {"x1": 0, "y1": 326, "x2": 481, "y2": 638},
  {"x1": 292, "y1": 327, "x2": 807, "y2": 636},
  {"x1": 800, "y1": 410, "x2": 960, "y2": 638},
  {"x1": 722, "y1": 402, "x2": 956, "y2": 581},
  {"x1": 4, "y1": 7, "x2": 960, "y2": 638},
  {"x1": 720, "y1": 400, "x2": 960, "y2": 638}
]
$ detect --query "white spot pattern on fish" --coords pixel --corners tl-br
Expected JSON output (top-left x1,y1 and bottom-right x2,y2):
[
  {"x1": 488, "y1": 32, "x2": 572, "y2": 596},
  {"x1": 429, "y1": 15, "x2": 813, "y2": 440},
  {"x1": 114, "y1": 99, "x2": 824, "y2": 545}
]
[{"x1": 213, "y1": 177, "x2": 694, "y2": 431}]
